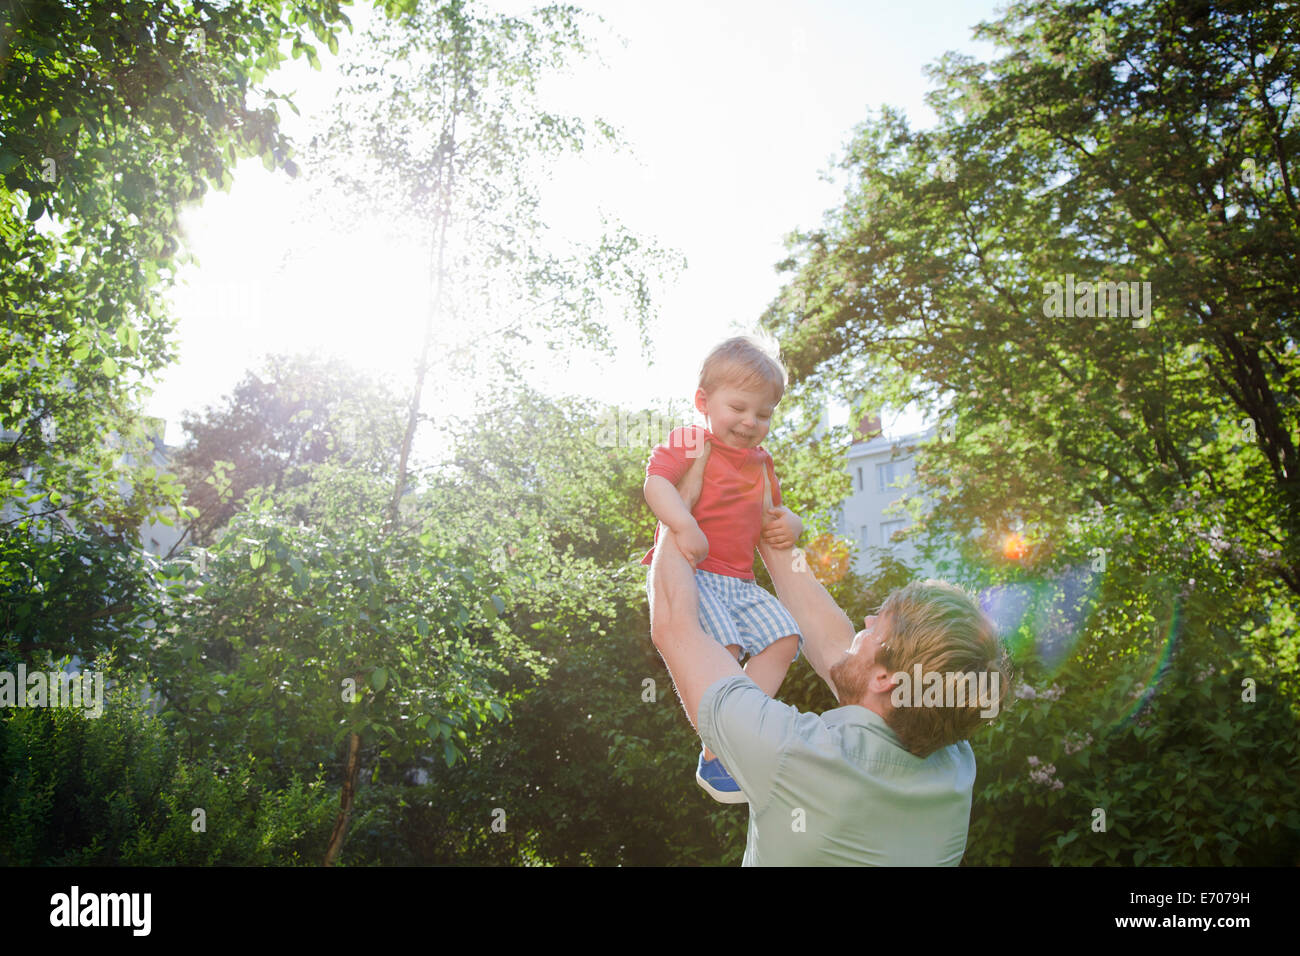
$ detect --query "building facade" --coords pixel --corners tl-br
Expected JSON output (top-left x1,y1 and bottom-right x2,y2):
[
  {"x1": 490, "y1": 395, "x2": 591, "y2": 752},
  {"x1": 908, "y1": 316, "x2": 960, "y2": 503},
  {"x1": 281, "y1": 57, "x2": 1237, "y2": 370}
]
[{"x1": 826, "y1": 410, "x2": 940, "y2": 578}]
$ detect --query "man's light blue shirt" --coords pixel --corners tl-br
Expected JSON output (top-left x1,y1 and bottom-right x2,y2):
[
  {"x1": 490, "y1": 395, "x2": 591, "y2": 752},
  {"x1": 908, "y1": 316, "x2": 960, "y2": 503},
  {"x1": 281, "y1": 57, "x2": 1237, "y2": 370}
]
[{"x1": 698, "y1": 674, "x2": 976, "y2": 866}]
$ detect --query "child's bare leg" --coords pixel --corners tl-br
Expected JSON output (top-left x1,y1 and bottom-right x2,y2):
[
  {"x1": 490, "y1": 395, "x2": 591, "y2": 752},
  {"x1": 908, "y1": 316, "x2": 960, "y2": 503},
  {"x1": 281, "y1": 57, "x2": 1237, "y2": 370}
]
[
  {"x1": 702, "y1": 644, "x2": 744, "y2": 762},
  {"x1": 743, "y1": 634, "x2": 799, "y2": 699}
]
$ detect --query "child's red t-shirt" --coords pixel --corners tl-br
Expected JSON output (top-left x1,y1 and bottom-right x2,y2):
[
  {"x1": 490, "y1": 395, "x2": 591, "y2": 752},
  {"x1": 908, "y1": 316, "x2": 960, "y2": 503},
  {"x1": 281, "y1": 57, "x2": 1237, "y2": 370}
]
[{"x1": 641, "y1": 424, "x2": 783, "y2": 582}]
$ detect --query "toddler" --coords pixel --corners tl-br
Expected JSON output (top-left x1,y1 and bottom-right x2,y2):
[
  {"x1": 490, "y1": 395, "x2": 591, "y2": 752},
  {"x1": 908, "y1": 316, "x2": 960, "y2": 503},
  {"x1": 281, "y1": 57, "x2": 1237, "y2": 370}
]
[{"x1": 642, "y1": 335, "x2": 804, "y2": 803}]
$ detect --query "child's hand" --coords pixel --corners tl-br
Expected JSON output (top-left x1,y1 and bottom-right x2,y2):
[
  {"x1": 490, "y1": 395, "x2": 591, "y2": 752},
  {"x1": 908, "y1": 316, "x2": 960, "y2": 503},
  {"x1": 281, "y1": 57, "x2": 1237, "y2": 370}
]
[
  {"x1": 761, "y1": 505, "x2": 802, "y2": 550},
  {"x1": 674, "y1": 520, "x2": 710, "y2": 567}
]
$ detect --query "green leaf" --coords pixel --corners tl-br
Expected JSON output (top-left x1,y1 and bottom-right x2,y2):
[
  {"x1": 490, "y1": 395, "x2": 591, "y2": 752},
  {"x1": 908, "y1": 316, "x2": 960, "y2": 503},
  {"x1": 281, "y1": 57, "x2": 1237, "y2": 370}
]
[
  {"x1": 442, "y1": 739, "x2": 457, "y2": 767},
  {"x1": 370, "y1": 666, "x2": 388, "y2": 692},
  {"x1": 206, "y1": 696, "x2": 221, "y2": 714},
  {"x1": 100, "y1": 356, "x2": 118, "y2": 376},
  {"x1": 249, "y1": 549, "x2": 265, "y2": 569}
]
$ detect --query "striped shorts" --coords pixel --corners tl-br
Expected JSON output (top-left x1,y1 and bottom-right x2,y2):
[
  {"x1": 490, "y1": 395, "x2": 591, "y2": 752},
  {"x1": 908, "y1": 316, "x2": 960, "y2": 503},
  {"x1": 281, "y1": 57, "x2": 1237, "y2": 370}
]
[{"x1": 649, "y1": 567, "x2": 803, "y2": 662}]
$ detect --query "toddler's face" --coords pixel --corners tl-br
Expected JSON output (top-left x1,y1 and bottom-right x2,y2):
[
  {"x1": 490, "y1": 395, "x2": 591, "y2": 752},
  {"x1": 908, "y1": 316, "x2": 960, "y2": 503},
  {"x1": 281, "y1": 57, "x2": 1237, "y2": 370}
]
[{"x1": 696, "y1": 382, "x2": 777, "y2": 450}]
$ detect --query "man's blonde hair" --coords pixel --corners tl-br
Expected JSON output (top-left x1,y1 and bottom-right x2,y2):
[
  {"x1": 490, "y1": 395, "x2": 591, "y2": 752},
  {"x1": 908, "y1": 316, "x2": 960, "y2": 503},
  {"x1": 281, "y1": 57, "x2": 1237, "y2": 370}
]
[
  {"x1": 698, "y1": 334, "x2": 787, "y2": 404},
  {"x1": 876, "y1": 580, "x2": 1011, "y2": 758}
]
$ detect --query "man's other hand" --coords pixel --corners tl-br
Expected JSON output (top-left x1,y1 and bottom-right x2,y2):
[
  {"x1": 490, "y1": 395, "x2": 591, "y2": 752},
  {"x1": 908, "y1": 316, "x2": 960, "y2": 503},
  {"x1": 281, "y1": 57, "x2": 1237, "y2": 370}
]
[
  {"x1": 670, "y1": 440, "x2": 711, "y2": 566},
  {"x1": 675, "y1": 520, "x2": 709, "y2": 567},
  {"x1": 675, "y1": 439, "x2": 712, "y2": 512}
]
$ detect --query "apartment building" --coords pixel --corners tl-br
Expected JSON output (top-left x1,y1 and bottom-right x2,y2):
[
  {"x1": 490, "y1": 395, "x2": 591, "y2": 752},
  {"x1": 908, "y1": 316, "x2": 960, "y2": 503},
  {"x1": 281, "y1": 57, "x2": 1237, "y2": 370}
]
[{"x1": 823, "y1": 409, "x2": 939, "y2": 578}]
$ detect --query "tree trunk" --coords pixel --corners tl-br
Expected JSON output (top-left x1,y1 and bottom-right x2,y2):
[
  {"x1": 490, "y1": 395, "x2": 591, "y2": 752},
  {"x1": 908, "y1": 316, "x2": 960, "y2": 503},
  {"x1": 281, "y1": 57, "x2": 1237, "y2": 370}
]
[
  {"x1": 322, "y1": 730, "x2": 362, "y2": 867},
  {"x1": 384, "y1": 64, "x2": 463, "y2": 533}
]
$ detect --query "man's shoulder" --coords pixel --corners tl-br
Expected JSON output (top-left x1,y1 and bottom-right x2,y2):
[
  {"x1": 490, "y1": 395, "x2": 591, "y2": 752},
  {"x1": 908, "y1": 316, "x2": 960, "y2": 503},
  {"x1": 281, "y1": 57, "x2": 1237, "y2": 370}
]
[
  {"x1": 702, "y1": 675, "x2": 831, "y2": 745},
  {"x1": 701, "y1": 673, "x2": 763, "y2": 714},
  {"x1": 701, "y1": 675, "x2": 799, "y2": 736},
  {"x1": 703, "y1": 673, "x2": 787, "y2": 710},
  {"x1": 698, "y1": 675, "x2": 818, "y2": 814}
]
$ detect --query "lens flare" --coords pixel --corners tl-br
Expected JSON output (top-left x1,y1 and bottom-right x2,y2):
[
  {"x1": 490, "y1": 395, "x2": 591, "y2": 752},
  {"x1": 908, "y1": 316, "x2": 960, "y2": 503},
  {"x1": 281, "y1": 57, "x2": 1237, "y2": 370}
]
[
  {"x1": 979, "y1": 561, "x2": 1185, "y2": 738},
  {"x1": 978, "y1": 563, "x2": 1102, "y2": 673},
  {"x1": 1110, "y1": 598, "x2": 1183, "y2": 733},
  {"x1": 1002, "y1": 532, "x2": 1027, "y2": 560}
]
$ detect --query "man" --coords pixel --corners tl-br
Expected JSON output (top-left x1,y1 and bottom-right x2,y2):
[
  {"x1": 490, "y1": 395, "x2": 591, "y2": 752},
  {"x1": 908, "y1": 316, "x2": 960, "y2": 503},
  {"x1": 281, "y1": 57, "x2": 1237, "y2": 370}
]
[{"x1": 647, "y1": 443, "x2": 1011, "y2": 865}]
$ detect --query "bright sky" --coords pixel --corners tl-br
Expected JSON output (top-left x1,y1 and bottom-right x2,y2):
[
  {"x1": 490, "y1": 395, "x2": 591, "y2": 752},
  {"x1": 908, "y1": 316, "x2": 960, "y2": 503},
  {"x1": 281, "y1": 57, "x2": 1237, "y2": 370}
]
[{"x1": 146, "y1": 0, "x2": 1010, "y2": 450}]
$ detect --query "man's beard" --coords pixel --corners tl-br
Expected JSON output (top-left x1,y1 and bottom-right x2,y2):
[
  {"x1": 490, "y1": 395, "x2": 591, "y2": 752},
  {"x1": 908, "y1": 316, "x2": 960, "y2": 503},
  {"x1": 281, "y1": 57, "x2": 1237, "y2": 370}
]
[{"x1": 829, "y1": 653, "x2": 873, "y2": 705}]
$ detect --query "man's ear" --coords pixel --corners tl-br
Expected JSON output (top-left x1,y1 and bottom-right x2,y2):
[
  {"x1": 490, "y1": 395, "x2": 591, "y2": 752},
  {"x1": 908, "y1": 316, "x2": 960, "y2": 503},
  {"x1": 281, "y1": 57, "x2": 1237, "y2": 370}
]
[
  {"x1": 694, "y1": 387, "x2": 709, "y2": 416},
  {"x1": 869, "y1": 665, "x2": 900, "y2": 698}
]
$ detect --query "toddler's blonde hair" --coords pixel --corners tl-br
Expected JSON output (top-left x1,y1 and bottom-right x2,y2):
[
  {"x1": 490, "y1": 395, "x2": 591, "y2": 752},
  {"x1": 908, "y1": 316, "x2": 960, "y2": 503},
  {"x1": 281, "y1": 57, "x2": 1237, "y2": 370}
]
[{"x1": 698, "y1": 334, "x2": 787, "y2": 403}]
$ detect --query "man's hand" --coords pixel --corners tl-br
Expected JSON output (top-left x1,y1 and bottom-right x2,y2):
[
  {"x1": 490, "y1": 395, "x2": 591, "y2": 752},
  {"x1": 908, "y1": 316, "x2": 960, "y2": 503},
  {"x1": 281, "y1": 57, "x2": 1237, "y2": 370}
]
[
  {"x1": 675, "y1": 439, "x2": 712, "y2": 512},
  {"x1": 676, "y1": 520, "x2": 710, "y2": 567},
  {"x1": 644, "y1": 439, "x2": 712, "y2": 566},
  {"x1": 757, "y1": 467, "x2": 854, "y2": 701},
  {"x1": 671, "y1": 440, "x2": 712, "y2": 566}
]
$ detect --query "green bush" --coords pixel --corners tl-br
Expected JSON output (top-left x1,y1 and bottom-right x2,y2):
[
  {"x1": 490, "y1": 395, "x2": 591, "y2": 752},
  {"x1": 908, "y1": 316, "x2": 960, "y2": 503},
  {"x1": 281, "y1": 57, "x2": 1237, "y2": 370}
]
[
  {"x1": 0, "y1": 665, "x2": 335, "y2": 865},
  {"x1": 967, "y1": 638, "x2": 1300, "y2": 866}
]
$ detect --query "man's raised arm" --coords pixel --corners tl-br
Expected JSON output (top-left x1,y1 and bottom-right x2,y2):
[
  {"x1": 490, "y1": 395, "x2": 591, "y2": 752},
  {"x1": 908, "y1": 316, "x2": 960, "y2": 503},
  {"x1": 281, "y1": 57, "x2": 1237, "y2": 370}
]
[
  {"x1": 648, "y1": 443, "x2": 745, "y2": 729},
  {"x1": 757, "y1": 470, "x2": 856, "y2": 701}
]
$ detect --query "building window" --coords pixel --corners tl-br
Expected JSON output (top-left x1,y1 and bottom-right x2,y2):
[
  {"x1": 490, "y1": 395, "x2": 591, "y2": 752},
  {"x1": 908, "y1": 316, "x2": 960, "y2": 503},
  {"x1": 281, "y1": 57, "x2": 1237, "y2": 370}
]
[
  {"x1": 877, "y1": 460, "x2": 908, "y2": 492},
  {"x1": 881, "y1": 519, "x2": 907, "y2": 544},
  {"x1": 856, "y1": 466, "x2": 863, "y2": 491},
  {"x1": 860, "y1": 525, "x2": 869, "y2": 551}
]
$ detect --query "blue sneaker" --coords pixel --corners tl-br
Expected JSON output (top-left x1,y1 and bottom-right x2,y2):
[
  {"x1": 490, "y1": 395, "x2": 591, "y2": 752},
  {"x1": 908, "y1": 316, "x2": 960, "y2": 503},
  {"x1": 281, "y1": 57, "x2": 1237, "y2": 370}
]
[{"x1": 696, "y1": 752, "x2": 747, "y2": 804}]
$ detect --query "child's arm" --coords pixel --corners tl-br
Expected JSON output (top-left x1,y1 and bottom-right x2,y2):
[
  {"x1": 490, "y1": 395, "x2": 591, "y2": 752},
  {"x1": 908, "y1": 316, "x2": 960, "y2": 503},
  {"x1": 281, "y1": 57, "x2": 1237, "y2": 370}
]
[
  {"x1": 759, "y1": 458, "x2": 802, "y2": 549},
  {"x1": 645, "y1": 474, "x2": 710, "y2": 566}
]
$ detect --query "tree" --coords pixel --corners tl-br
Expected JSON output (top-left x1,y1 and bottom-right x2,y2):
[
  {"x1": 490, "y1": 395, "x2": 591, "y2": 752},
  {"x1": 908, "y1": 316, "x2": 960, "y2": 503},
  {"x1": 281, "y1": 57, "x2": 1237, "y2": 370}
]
[
  {"x1": 1, "y1": 0, "x2": 370, "y2": 663},
  {"x1": 761, "y1": 0, "x2": 1300, "y2": 863},
  {"x1": 295, "y1": 0, "x2": 679, "y2": 863},
  {"x1": 767, "y1": 0, "x2": 1297, "y2": 649},
  {"x1": 345, "y1": 384, "x2": 745, "y2": 864},
  {"x1": 173, "y1": 354, "x2": 405, "y2": 546},
  {"x1": 300, "y1": 0, "x2": 678, "y2": 531}
]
